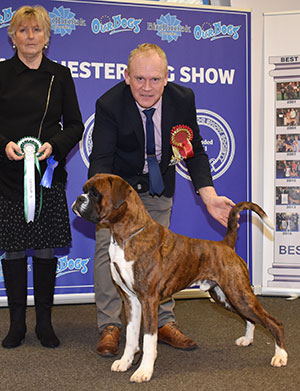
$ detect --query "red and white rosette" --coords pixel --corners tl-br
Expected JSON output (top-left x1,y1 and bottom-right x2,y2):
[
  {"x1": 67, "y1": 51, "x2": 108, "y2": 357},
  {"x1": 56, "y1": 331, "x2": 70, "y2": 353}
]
[{"x1": 170, "y1": 125, "x2": 194, "y2": 165}]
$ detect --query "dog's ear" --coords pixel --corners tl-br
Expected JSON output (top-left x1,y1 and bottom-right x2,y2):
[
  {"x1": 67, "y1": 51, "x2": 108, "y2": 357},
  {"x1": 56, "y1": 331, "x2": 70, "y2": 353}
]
[{"x1": 109, "y1": 176, "x2": 131, "y2": 209}]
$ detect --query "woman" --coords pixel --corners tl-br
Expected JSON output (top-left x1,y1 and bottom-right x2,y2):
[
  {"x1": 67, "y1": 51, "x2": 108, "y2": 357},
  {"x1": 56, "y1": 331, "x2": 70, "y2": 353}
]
[{"x1": 0, "y1": 5, "x2": 84, "y2": 349}]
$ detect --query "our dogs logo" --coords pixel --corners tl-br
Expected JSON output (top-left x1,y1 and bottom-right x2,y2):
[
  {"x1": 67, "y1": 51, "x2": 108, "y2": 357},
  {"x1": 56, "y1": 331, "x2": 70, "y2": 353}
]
[
  {"x1": 194, "y1": 21, "x2": 241, "y2": 41},
  {"x1": 176, "y1": 110, "x2": 235, "y2": 181},
  {"x1": 0, "y1": 7, "x2": 14, "y2": 29},
  {"x1": 91, "y1": 14, "x2": 142, "y2": 35},
  {"x1": 56, "y1": 256, "x2": 90, "y2": 278},
  {"x1": 147, "y1": 13, "x2": 191, "y2": 43},
  {"x1": 49, "y1": 6, "x2": 86, "y2": 37},
  {"x1": 80, "y1": 114, "x2": 94, "y2": 168}
]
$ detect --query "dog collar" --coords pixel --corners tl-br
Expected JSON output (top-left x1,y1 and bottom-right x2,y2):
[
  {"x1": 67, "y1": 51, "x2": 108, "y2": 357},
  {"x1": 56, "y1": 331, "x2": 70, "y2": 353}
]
[{"x1": 120, "y1": 226, "x2": 145, "y2": 247}]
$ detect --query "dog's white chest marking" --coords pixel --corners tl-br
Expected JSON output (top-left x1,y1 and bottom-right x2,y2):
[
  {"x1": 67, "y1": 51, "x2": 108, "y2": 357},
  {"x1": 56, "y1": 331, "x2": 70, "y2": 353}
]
[
  {"x1": 109, "y1": 237, "x2": 157, "y2": 382},
  {"x1": 109, "y1": 238, "x2": 135, "y2": 295}
]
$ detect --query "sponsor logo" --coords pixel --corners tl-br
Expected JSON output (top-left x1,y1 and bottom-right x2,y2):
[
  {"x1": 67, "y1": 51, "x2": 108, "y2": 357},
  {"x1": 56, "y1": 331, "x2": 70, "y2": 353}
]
[
  {"x1": 0, "y1": 7, "x2": 15, "y2": 29},
  {"x1": 80, "y1": 114, "x2": 94, "y2": 168},
  {"x1": 176, "y1": 110, "x2": 235, "y2": 181},
  {"x1": 194, "y1": 21, "x2": 241, "y2": 41},
  {"x1": 147, "y1": 13, "x2": 191, "y2": 43},
  {"x1": 49, "y1": 6, "x2": 86, "y2": 37},
  {"x1": 56, "y1": 255, "x2": 90, "y2": 278},
  {"x1": 1, "y1": 253, "x2": 90, "y2": 283},
  {"x1": 91, "y1": 14, "x2": 142, "y2": 35}
]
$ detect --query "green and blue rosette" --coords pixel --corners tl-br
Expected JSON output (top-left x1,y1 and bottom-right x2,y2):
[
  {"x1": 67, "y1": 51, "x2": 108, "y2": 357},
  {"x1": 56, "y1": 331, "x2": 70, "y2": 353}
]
[{"x1": 17, "y1": 136, "x2": 42, "y2": 223}]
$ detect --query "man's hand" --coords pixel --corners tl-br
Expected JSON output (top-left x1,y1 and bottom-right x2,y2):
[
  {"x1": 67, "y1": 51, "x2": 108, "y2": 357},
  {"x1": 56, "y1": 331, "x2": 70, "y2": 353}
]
[{"x1": 198, "y1": 186, "x2": 235, "y2": 228}]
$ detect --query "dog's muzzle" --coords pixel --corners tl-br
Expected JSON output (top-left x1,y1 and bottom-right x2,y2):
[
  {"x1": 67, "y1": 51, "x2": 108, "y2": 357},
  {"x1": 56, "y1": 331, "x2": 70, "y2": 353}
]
[
  {"x1": 72, "y1": 193, "x2": 100, "y2": 224},
  {"x1": 72, "y1": 194, "x2": 88, "y2": 216}
]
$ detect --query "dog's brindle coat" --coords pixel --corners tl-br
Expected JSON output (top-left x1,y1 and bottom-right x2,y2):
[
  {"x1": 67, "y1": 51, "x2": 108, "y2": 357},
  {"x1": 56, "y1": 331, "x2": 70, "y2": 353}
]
[{"x1": 72, "y1": 173, "x2": 288, "y2": 383}]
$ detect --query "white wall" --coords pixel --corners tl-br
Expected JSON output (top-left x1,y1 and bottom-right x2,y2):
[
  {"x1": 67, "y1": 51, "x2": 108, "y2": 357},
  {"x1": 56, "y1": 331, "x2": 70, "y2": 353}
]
[{"x1": 231, "y1": 0, "x2": 300, "y2": 289}]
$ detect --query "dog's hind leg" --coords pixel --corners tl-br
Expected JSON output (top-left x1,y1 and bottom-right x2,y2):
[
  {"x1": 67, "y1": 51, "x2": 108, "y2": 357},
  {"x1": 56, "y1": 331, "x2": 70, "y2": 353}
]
[
  {"x1": 111, "y1": 293, "x2": 142, "y2": 373},
  {"x1": 244, "y1": 306, "x2": 287, "y2": 367},
  {"x1": 130, "y1": 296, "x2": 159, "y2": 383},
  {"x1": 214, "y1": 285, "x2": 288, "y2": 367},
  {"x1": 209, "y1": 286, "x2": 255, "y2": 346}
]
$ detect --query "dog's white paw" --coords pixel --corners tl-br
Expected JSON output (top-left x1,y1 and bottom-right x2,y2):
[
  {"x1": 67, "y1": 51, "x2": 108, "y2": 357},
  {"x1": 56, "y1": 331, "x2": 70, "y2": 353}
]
[
  {"x1": 111, "y1": 358, "x2": 132, "y2": 372},
  {"x1": 270, "y1": 350, "x2": 288, "y2": 367},
  {"x1": 235, "y1": 321, "x2": 255, "y2": 347},
  {"x1": 130, "y1": 367, "x2": 153, "y2": 383},
  {"x1": 235, "y1": 336, "x2": 253, "y2": 347}
]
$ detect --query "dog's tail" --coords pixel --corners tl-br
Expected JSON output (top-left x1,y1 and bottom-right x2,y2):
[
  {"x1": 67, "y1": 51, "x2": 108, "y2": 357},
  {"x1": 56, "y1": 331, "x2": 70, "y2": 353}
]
[{"x1": 222, "y1": 201, "x2": 274, "y2": 249}]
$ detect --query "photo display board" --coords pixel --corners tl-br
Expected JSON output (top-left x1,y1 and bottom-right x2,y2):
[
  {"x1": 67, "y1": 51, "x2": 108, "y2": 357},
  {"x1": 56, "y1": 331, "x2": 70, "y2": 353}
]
[{"x1": 263, "y1": 11, "x2": 300, "y2": 296}]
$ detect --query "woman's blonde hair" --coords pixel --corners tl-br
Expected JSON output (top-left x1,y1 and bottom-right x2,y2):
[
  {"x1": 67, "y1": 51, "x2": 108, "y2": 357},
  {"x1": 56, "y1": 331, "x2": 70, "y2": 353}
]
[
  {"x1": 8, "y1": 5, "x2": 51, "y2": 43},
  {"x1": 127, "y1": 43, "x2": 168, "y2": 75}
]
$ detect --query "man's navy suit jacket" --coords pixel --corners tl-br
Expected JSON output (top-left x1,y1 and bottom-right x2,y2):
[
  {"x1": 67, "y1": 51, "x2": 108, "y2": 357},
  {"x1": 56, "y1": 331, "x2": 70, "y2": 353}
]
[{"x1": 88, "y1": 81, "x2": 213, "y2": 198}]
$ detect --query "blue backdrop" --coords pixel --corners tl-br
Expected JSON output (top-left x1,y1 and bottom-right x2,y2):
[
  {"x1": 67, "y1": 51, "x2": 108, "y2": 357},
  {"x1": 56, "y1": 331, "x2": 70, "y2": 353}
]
[{"x1": 0, "y1": 0, "x2": 251, "y2": 303}]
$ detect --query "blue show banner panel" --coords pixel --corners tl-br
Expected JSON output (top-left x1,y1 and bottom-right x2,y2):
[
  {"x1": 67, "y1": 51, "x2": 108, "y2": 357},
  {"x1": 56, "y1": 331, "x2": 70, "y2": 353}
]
[{"x1": 0, "y1": 1, "x2": 251, "y2": 304}]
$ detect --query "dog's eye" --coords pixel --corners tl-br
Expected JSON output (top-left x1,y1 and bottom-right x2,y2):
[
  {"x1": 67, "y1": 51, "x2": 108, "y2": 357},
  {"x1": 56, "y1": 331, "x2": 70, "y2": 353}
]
[{"x1": 89, "y1": 187, "x2": 99, "y2": 198}]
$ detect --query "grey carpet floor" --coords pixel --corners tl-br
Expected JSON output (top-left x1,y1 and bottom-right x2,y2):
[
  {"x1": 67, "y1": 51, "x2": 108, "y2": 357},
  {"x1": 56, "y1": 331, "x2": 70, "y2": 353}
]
[{"x1": 0, "y1": 296, "x2": 299, "y2": 391}]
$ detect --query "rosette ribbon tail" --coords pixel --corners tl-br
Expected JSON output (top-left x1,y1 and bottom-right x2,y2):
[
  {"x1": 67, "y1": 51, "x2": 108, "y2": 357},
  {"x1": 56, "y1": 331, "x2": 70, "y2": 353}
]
[
  {"x1": 18, "y1": 136, "x2": 43, "y2": 223},
  {"x1": 40, "y1": 156, "x2": 58, "y2": 189},
  {"x1": 179, "y1": 140, "x2": 194, "y2": 159},
  {"x1": 24, "y1": 154, "x2": 42, "y2": 223}
]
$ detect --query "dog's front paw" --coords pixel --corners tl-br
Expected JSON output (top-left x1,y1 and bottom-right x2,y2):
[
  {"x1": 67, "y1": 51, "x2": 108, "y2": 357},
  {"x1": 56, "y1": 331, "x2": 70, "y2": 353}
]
[
  {"x1": 235, "y1": 336, "x2": 253, "y2": 347},
  {"x1": 130, "y1": 366, "x2": 153, "y2": 383},
  {"x1": 271, "y1": 348, "x2": 288, "y2": 367},
  {"x1": 111, "y1": 357, "x2": 132, "y2": 372}
]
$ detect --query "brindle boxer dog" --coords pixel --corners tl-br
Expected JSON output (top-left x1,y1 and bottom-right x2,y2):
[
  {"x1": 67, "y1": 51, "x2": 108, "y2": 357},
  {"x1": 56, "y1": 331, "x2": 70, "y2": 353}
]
[{"x1": 72, "y1": 173, "x2": 288, "y2": 383}]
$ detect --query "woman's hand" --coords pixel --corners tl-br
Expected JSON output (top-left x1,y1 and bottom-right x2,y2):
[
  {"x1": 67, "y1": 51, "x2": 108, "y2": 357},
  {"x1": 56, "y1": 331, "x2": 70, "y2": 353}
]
[
  {"x1": 5, "y1": 141, "x2": 24, "y2": 161},
  {"x1": 38, "y1": 142, "x2": 53, "y2": 161}
]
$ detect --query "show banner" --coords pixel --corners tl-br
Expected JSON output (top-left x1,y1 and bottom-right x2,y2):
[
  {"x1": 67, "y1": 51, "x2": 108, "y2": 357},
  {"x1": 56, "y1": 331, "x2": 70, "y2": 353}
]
[{"x1": 0, "y1": 1, "x2": 251, "y2": 304}]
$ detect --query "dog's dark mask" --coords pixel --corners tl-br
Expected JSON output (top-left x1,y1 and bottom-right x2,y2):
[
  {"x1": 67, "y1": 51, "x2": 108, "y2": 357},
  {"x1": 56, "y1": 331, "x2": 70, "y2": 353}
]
[{"x1": 72, "y1": 186, "x2": 102, "y2": 224}]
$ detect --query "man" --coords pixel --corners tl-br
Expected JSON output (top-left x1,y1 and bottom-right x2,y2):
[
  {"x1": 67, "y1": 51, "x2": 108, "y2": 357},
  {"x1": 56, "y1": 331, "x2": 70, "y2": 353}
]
[
  {"x1": 293, "y1": 135, "x2": 300, "y2": 152},
  {"x1": 88, "y1": 43, "x2": 234, "y2": 357}
]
